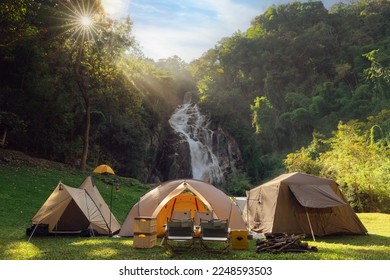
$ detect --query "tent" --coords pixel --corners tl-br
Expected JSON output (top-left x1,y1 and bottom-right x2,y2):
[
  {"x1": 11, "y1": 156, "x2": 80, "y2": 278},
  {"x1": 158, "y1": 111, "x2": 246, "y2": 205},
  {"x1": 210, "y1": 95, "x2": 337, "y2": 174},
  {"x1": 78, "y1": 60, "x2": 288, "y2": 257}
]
[
  {"x1": 244, "y1": 172, "x2": 367, "y2": 238},
  {"x1": 155, "y1": 192, "x2": 208, "y2": 235},
  {"x1": 119, "y1": 179, "x2": 247, "y2": 237},
  {"x1": 27, "y1": 176, "x2": 120, "y2": 237},
  {"x1": 233, "y1": 197, "x2": 247, "y2": 214},
  {"x1": 79, "y1": 176, "x2": 121, "y2": 234},
  {"x1": 93, "y1": 164, "x2": 115, "y2": 175}
]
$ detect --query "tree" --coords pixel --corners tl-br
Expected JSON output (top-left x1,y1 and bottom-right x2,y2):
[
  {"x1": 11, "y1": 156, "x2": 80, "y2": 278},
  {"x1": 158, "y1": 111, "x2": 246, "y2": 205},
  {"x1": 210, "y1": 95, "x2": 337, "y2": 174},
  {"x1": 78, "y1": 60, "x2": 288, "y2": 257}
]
[
  {"x1": 250, "y1": 96, "x2": 273, "y2": 134},
  {"x1": 320, "y1": 121, "x2": 388, "y2": 211},
  {"x1": 0, "y1": 0, "x2": 38, "y2": 49},
  {"x1": 284, "y1": 132, "x2": 326, "y2": 176},
  {"x1": 285, "y1": 119, "x2": 390, "y2": 212},
  {"x1": 58, "y1": 0, "x2": 136, "y2": 170},
  {"x1": 0, "y1": 112, "x2": 26, "y2": 147},
  {"x1": 363, "y1": 49, "x2": 390, "y2": 100},
  {"x1": 223, "y1": 170, "x2": 252, "y2": 196}
]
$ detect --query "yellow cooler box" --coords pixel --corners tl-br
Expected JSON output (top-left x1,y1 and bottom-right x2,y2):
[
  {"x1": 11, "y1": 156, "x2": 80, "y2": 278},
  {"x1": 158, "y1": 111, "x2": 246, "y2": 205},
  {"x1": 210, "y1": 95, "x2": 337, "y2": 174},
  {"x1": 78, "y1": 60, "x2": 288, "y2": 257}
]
[
  {"x1": 134, "y1": 216, "x2": 157, "y2": 233},
  {"x1": 230, "y1": 230, "x2": 248, "y2": 250},
  {"x1": 133, "y1": 232, "x2": 157, "y2": 248}
]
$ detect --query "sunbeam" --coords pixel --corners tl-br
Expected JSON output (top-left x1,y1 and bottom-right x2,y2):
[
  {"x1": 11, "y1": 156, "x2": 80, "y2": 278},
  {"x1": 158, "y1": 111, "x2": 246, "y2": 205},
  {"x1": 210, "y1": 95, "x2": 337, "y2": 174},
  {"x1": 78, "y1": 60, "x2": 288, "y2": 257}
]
[{"x1": 56, "y1": 0, "x2": 105, "y2": 45}]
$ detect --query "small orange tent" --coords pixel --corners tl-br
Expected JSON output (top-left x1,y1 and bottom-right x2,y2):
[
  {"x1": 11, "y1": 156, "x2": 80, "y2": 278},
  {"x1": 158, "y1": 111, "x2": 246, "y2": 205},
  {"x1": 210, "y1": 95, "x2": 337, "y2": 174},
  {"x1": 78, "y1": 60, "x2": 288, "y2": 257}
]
[{"x1": 93, "y1": 164, "x2": 115, "y2": 175}]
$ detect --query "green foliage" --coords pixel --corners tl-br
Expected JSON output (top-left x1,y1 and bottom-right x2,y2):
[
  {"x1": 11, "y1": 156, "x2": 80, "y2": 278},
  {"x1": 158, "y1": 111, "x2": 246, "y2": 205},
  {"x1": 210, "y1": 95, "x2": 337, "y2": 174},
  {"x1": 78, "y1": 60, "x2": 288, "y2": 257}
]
[
  {"x1": 223, "y1": 170, "x2": 252, "y2": 196},
  {"x1": 0, "y1": 0, "x2": 191, "y2": 180},
  {"x1": 363, "y1": 50, "x2": 390, "y2": 83},
  {"x1": 320, "y1": 120, "x2": 390, "y2": 212},
  {"x1": 0, "y1": 111, "x2": 26, "y2": 133},
  {"x1": 250, "y1": 96, "x2": 273, "y2": 134},
  {"x1": 284, "y1": 148, "x2": 321, "y2": 176},
  {"x1": 0, "y1": 0, "x2": 39, "y2": 48},
  {"x1": 191, "y1": 0, "x2": 390, "y2": 185},
  {"x1": 363, "y1": 49, "x2": 390, "y2": 101},
  {"x1": 285, "y1": 116, "x2": 390, "y2": 212}
]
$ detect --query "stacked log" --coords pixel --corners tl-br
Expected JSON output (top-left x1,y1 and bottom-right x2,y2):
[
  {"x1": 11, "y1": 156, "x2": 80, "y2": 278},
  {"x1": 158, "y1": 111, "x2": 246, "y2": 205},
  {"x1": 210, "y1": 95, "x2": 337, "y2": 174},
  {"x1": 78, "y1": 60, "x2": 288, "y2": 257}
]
[{"x1": 256, "y1": 232, "x2": 318, "y2": 254}]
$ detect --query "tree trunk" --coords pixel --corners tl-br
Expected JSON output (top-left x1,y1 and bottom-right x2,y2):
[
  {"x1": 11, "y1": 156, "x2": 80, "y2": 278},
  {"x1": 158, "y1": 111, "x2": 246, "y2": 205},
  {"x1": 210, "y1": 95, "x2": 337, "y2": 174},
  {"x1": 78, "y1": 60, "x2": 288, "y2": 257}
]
[
  {"x1": 0, "y1": 127, "x2": 8, "y2": 147},
  {"x1": 80, "y1": 94, "x2": 90, "y2": 171},
  {"x1": 73, "y1": 48, "x2": 91, "y2": 171}
]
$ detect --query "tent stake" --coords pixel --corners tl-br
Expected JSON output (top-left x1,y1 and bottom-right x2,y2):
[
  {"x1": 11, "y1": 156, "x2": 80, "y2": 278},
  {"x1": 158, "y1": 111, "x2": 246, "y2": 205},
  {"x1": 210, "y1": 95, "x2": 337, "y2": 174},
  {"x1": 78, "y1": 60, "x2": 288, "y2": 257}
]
[{"x1": 305, "y1": 207, "x2": 316, "y2": 241}]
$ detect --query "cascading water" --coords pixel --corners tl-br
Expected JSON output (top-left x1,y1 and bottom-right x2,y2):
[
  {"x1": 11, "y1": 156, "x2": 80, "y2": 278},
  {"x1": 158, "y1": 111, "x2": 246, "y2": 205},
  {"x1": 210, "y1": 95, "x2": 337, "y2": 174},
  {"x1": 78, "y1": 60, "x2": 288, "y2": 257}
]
[{"x1": 168, "y1": 92, "x2": 225, "y2": 184}]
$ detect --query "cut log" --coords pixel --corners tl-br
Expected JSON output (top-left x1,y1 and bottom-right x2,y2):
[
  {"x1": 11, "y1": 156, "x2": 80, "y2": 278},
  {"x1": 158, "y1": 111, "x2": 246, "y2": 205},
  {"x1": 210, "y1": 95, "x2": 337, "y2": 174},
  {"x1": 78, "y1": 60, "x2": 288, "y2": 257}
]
[{"x1": 256, "y1": 232, "x2": 318, "y2": 254}]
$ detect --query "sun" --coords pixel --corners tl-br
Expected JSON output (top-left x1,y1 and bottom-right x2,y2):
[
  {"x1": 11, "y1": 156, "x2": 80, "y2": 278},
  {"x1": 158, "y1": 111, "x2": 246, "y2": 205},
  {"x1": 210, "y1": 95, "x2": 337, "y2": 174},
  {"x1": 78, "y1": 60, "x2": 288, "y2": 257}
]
[
  {"x1": 80, "y1": 16, "x2": 92, "y2": 28},
  {"x1": 57, "y1": 0, "x2": 102, "y2": 44}
]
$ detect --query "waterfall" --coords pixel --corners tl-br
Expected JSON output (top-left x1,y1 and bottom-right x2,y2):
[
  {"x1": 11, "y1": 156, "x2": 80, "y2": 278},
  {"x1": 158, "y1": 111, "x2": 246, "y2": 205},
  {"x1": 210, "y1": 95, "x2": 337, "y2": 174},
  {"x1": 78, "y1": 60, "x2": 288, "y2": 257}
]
[{"x1": 168, "y1": 92, "x2": 224, "y2": 184}]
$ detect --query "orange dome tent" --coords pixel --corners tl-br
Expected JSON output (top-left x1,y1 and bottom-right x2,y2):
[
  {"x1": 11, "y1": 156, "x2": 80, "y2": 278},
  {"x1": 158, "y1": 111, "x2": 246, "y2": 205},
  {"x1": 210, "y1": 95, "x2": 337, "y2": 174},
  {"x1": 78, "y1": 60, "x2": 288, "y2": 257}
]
[
  {"x1": 155, "y1": 193, "x2": 208, "y2": 236},
  {"x1": 119, "y1": 179, "x2": 247, "y2": 237},
  {"x1": 93, "y1": 164, "x2": 115, "y2": 175}
]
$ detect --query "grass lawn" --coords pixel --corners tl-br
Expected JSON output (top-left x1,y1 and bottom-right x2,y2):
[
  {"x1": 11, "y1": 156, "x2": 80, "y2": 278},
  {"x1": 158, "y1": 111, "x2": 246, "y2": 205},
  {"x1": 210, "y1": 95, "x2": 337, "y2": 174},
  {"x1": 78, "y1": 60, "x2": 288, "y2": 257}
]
[{"x1": 0, "y1": 154, "x2": 389, "y2": 260}]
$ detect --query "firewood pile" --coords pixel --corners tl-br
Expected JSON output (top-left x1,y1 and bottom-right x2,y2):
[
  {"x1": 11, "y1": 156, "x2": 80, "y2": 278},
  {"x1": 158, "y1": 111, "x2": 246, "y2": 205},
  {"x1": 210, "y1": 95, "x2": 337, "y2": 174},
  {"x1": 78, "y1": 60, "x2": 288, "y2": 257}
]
[{"x1": 256, "y1": 232, "x2": 318, "y2": 254}]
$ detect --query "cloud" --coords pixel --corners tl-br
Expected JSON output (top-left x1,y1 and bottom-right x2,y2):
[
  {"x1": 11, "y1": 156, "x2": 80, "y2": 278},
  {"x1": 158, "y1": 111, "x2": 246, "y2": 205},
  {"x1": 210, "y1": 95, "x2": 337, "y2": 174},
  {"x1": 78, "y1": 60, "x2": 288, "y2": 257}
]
[
  {"x1": 128, "y1": 0, "x2": 261, "y2": 61},
  {"x1": 134, "y1": 23, "x2": 225, "y2": 61},
  {"x1": 101, "y1": 0, "x2": 130, "y2": 18},
  {"x1": 104, "y1": 0, "x2": 349, "y2": 62},
  {"x1": 199, "y1": 0, "x2": 260, "y2": 30}
]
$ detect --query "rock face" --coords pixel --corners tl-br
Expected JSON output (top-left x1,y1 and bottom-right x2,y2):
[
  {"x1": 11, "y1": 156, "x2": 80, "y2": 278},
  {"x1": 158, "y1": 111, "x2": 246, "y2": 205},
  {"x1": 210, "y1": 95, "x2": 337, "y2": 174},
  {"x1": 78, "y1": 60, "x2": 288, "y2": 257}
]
[
  {"x1": 154, "y1": 126, "x2": 193, "y2": 181},
  {"x1": 210, "y1": 126, "x2": 244, "y2": 179},
  {"x1": 154, "y1": 92, "x2": 243, "y2": 184}
]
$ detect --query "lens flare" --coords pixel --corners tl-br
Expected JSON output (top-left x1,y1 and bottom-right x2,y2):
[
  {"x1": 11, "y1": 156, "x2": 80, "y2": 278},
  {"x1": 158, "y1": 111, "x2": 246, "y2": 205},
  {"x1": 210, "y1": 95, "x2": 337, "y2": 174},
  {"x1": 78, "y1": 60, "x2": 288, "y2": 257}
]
[
  {"x1": 56, "y1": 0, "x2": 103, "y2": 45},
  {"x1": 80, "y1": 16, "x2": 92, "y2": 27}
]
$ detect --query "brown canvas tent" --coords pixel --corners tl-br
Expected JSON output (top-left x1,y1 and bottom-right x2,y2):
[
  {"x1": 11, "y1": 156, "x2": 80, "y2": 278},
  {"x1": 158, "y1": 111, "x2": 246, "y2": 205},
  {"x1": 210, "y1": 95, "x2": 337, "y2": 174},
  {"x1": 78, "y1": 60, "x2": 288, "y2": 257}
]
[
  {"x1": 119, "y1": 179, "x2": 247, "y2": 237},
  {"x1": 244, "y1": 172, "x2": 367, "y2": 237},
  {"x1": 27, "y1": 176, "x2": 120, "y2": 237}
]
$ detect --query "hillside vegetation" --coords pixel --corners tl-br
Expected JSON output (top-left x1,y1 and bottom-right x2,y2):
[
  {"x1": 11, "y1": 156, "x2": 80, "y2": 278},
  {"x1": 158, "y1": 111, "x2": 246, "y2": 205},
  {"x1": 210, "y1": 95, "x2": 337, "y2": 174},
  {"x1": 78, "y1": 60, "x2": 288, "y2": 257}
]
[{"x1": 190, "y1": 0, "x2": 390, "y2": 211}]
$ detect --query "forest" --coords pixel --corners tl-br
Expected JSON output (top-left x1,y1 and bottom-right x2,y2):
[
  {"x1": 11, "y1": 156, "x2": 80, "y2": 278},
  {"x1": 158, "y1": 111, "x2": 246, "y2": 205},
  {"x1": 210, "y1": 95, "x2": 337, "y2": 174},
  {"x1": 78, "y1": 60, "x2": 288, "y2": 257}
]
[{"x1": 1, "y1": 0, "x2": 389, "y2": 212}]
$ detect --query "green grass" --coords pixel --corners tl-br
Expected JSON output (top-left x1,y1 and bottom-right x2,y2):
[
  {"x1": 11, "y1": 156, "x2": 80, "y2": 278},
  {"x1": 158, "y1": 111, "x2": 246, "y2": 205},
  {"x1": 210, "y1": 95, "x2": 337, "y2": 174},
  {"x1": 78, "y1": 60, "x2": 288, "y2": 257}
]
[{"x1": 0, "y1": 157, "x2": 389, "y2": 260}]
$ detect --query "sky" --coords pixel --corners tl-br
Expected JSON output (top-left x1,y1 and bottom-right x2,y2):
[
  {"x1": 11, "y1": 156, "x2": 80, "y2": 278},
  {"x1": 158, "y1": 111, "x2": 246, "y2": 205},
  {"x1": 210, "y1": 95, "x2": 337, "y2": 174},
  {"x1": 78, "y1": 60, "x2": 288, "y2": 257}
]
[{"x1": 101, "y1": 0, "x2": 348, "y2": 62}]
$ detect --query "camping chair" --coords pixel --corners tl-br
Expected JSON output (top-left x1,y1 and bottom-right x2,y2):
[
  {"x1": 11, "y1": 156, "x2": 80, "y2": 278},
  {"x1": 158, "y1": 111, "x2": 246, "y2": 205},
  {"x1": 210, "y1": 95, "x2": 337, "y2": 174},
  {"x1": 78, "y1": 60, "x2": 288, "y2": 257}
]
[
  {"x1": 194, "y1": 211, "x2": 213, "y2": 238},
  {"x1": 194, "y1": 211, "x2": 213, "y2": 225},
  {"x1": 171, "y1": 210, "x2": 192, "y2": 221},
  {"x1": 200, "y1": 218, "x2": 230, "y2": 253},
  {"x1": 163, "y1": 215, "x2": 195, "y2": 252}
]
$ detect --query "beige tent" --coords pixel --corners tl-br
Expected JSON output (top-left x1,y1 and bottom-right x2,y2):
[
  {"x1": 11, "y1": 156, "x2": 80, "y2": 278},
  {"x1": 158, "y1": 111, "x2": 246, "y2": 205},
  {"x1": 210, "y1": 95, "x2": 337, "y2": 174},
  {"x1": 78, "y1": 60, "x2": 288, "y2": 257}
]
[
  {"x1": 28, "y1": 176, "x2": 120, "y2": 236},
  {"x1": 79, "y1": 176, "x2": 121, "y2": 234},
  {"x1": 119, "y1": 179, "x2": 247, "y2": 237},
  {"x1": 244, "y1": 172, "x2": 367, "y2": 237}
]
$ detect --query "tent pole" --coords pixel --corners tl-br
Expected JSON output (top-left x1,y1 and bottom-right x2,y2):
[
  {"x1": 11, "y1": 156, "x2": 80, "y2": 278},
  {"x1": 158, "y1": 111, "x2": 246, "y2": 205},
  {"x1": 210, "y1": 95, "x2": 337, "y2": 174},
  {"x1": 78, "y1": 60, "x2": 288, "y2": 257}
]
[
  {"x1": 109, "y1": 185, "x2": 113, "y2": 237},
  {"x1": 305, "y1": 207, "x2": 315, "y2": 241},
  {"x1": 27, "y1": 215, "x2": 47, "y2": 242},
  {"x1": 228, "y1": 198, "x2": 233, "y2": 224},
  {"x1": 246, "y1": 191, "x2": 249, "y2": 230},
  {"x1": 28, "y1": 223, "x2": 39, "y2": 243}
]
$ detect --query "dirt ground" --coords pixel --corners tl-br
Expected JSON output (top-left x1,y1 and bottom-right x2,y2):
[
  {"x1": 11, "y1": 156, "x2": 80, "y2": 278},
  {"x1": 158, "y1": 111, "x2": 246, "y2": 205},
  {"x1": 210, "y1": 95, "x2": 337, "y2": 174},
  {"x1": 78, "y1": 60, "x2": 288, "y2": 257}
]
[{"x1": 0, "y1": 148, "x2": 71, "y2": 170}]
